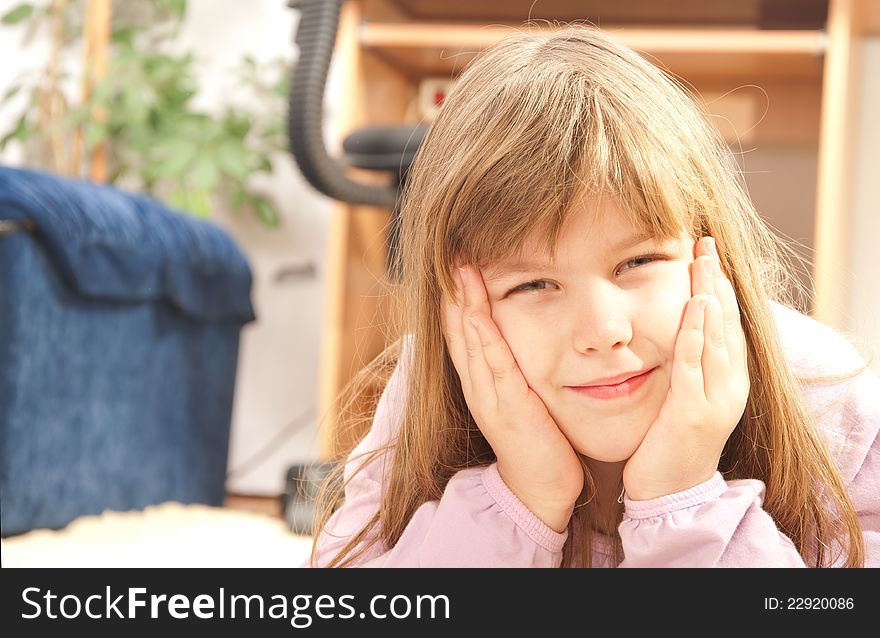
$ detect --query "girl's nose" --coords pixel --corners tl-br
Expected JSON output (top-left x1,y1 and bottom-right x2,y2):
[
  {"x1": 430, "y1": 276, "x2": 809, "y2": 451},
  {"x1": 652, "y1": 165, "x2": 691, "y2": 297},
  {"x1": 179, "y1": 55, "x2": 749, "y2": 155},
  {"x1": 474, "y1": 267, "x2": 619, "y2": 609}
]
[{"x1": 571, "y1": 290, "x2": 633, "y2": 354}]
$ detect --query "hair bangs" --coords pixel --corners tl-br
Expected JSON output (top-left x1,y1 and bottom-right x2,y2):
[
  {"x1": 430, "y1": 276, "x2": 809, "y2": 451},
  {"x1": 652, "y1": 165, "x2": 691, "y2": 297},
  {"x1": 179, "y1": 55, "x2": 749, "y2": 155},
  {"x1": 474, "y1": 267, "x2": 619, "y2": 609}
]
[{"x1": 579, "y1": 86, "x2": 701, "y2": 244}]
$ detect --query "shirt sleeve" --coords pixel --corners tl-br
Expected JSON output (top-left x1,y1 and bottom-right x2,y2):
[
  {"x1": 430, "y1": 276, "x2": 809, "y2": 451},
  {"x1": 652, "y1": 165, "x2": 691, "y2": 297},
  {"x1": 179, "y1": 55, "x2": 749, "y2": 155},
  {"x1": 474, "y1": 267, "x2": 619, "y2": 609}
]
[
  {"x1": 618, "y1": 363, "x2": 880, "y2": 568},
  {"x1": 305, "y1": 340, "x2": 567, "y2": 567},
  {"x1": 618, "y1": 472, "x2": 806, "y2": 567},
  {"x1": 833, "y1": 364, "x2": 880, "y2": 567}
]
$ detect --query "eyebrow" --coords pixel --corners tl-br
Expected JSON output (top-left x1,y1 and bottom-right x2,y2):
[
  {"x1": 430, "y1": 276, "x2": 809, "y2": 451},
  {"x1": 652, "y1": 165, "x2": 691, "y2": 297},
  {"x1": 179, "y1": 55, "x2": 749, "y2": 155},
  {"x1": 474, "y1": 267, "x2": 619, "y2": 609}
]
[{"x1": 483, "y1": 231, "x2": 656, "y2": 282}]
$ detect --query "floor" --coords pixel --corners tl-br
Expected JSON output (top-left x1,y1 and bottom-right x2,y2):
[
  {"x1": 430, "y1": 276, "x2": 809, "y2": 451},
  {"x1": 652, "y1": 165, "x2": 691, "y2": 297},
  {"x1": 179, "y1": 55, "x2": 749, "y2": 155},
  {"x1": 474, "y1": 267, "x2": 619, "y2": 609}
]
[{"x1": 2, "y1": 500, "x2": 313, "y2": 567}]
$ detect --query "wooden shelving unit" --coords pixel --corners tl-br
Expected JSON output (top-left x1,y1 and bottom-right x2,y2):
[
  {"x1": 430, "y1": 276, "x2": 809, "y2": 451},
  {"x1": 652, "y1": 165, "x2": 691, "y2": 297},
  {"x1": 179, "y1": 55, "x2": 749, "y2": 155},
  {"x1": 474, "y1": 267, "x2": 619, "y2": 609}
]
[
  {"x1": 315, "y1": 0, "x2": 879, "y2": 459},
  {"x1": 360, "y1": 23, "x2": 827, "y2": 75}
]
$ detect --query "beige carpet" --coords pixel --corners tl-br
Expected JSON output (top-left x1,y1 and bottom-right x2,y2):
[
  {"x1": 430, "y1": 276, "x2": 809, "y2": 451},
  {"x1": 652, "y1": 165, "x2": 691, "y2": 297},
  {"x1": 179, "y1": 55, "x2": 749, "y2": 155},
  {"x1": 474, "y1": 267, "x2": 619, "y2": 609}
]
[{"x1": 1, "y1": 502, "x2": 314, "y2": 568}]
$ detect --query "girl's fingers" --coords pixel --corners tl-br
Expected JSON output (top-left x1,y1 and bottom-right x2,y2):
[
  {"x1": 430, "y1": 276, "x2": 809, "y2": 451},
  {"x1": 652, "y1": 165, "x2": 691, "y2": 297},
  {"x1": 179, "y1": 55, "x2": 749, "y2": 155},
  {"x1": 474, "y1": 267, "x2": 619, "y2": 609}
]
[
  {"x1": 460, "y1": 266, "x2": 499, "y2": 405},
  {"x1": 441, "y1": 270, "x2": 471, "y2": 395},
  {"x1": 671, "y1": 295, "x2": 708, "y2": 397},
  {"x1": 699, "y1": 236, "x2": 746, "y2": 373},
  {"x1": 712, "y1": 266, "x2": 748, "y2": 372},
  {"x1": 468, "y1": 312, "x2": 530, "y2": 401},
  {"x1": 701, "y1": 294, "x2": 729, "y2": 400},
  {"x1": 701, "y1": 235, "x2": 747, "y2": 373},
  {"x1": 691, "y1": 254, "x2": 716, "y2": 298},
  {"x1": 460, "y1": 265, "x2": 530, "y2": 409}
]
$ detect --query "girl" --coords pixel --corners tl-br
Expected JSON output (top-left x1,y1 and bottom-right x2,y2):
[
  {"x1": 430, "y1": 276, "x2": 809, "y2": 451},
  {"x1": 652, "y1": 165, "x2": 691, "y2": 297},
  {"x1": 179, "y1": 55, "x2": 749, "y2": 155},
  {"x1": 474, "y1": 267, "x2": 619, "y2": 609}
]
[{"x1": 307, "y1": 25, "x2": 878, "y2": 567}]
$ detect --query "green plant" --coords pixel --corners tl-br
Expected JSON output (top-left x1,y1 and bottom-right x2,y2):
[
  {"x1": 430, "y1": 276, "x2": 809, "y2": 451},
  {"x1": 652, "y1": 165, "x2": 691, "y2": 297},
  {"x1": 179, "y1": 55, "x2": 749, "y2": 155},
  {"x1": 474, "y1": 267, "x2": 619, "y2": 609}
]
[{"x1": 1, "y1": 0, "x2": 288, "y2": 226}]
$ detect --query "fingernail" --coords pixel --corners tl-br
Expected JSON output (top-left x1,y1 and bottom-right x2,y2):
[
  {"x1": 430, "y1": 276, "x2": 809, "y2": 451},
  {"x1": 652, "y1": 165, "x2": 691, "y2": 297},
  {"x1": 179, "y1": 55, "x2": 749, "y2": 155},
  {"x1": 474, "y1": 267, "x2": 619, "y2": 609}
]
[{"x1": 706, "y1": 237, "x2": 717, "y2": 256}]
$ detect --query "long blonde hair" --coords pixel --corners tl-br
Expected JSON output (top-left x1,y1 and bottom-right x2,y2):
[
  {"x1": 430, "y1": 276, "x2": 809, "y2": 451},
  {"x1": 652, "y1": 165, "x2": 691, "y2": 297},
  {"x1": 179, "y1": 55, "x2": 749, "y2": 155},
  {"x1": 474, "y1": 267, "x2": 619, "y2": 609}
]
[{"x1": 311, "y1": 24, "x2": 868, "y2": 567}]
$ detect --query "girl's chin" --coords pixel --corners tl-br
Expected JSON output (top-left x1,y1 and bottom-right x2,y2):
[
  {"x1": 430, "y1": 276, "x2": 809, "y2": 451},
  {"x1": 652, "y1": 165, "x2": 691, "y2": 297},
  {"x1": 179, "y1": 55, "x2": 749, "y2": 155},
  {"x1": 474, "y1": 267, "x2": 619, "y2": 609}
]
[{"x1": 559, "y1": 414, "x2": 655, "y2": 462}]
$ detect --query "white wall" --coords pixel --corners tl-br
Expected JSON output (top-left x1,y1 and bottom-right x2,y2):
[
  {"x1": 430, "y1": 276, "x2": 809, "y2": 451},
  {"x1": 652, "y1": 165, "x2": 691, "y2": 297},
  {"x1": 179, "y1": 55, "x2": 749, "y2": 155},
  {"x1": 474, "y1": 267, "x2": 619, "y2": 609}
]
[{"x1": 849, "y1": 37, "x2": 880, "y2": 374}]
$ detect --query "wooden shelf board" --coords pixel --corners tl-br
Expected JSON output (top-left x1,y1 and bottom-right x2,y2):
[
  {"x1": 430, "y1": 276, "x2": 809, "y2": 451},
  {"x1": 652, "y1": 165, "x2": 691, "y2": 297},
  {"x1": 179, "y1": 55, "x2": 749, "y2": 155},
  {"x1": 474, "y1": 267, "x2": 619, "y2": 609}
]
[
  {"x1": 361, "y1": 23, "x2": 826, "y2": 53},
  {"x1": 360, "y1": 24, "x2": 826, "y2": 79},
  {"x1": 372, "y1": 0, "x2": 829, "y2": 30}
]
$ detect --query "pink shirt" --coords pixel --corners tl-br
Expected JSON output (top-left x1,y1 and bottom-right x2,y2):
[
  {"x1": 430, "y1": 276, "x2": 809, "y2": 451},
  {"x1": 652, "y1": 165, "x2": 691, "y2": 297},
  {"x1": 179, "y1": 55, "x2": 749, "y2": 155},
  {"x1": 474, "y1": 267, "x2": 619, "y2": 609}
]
[{"x1": 309, "y1": 302, "x2": 879, "y2": 567}]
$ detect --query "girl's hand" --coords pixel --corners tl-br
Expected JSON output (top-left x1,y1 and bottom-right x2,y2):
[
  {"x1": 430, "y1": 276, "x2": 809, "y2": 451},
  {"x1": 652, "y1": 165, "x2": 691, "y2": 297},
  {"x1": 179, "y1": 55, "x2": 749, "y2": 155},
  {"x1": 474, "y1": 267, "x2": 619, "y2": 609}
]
[
  {"x1": 623, "y1": 236, "x2": 750, "y2": 501},
  {"x1": 442, "y1": 265, "x2": 584, "y2": 532}
]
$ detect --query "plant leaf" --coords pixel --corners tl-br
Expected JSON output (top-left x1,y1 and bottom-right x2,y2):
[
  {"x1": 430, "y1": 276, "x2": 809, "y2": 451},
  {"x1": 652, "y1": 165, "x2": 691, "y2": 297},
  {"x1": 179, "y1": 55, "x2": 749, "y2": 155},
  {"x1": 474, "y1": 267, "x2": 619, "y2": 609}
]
[
  {"x1": 0, "y1": 114, "x2": 29, "y2": 150},
  {"x1": 253, "y1": 195, "x2": 280, "y2": 227},
  {"x1": 1, "y1": 4, "x2": 34, "y2": 25},
  {"x1": 1, "y1": 84, "x2": 22, "y2": 105},
  {"x1": 85, "y1": 120, "x2": 109, "y2": 148},
  {"x1": 189, "y1": 187, "x2": 211, "y2": 217},
  {"x1": 191, "y1": 154, "x2": 220, "y2": 191},
  {"x1": 230, "y1": 188, "x2": 246, "y2": 212},
  {"x1": 216, "y1": 141, "x2": 251, "y2": 180},
  {"x1": 257, "y1": 156, "x2": 273, "y2": 173},
  {"x1": 168, "y1": 0, "x2": 187, "y2": 20},
  {"x1": 112, "y1": 26, "x2": 135, "y2": 46},
  {"x1": 156, "y1": 139, "x2": 199, "y2": 175}
]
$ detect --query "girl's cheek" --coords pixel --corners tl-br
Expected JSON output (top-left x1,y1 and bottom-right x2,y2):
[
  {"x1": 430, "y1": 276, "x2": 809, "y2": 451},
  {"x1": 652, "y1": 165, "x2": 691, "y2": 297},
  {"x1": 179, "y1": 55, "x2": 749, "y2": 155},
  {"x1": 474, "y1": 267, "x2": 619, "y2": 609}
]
[
  {"x1": 642, "y1": 272, "x2": 692, "y2": 346},
  {"x1": 493, "y1": 313, "x2": 547, "y2": 377}
]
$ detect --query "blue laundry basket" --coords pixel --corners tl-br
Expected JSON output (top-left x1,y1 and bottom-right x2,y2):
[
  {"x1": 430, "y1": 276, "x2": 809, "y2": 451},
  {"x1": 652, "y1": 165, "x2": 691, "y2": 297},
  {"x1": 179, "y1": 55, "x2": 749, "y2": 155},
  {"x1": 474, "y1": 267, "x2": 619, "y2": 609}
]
[{"x1": 0, "y1": 166, "x2": 256, "y2": 537}]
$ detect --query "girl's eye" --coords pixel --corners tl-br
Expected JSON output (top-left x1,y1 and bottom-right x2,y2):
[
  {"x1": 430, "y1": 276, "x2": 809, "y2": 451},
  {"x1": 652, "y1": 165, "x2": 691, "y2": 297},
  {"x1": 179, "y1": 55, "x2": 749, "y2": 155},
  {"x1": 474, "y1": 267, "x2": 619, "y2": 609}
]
[
  {"x1": 616, "y1": 254, "x2": 665, "y2": 275},
  {"x1": 509, "y1": 279, "x2": 555, "y2": 294},
  {"x1": 506, "y1": 254, "x2": 668, "y2": 295}
]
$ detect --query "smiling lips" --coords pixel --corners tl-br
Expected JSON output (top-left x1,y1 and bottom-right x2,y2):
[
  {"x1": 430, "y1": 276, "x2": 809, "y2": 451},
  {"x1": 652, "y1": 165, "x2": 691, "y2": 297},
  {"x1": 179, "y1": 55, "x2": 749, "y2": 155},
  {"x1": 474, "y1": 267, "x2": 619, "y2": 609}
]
[{"x1": 567, "y1": 367, "x2": 658, "y2": 400}]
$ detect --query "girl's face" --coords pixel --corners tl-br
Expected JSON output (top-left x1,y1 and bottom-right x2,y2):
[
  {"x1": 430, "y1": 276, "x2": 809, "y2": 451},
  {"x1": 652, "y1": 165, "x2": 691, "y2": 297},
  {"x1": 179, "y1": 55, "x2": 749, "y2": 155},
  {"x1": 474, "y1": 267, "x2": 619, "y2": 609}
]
[{"x1": 481, "y1": 198, "x2": 696, "y2": 462}]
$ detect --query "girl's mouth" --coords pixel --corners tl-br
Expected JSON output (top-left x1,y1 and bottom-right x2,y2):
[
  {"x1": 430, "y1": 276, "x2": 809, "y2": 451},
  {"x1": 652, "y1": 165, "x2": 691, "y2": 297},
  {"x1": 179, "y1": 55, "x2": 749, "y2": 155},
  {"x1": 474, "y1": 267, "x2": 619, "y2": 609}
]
[{"x1": 567, "y1": 367, "x2": 657, "y2": 400}]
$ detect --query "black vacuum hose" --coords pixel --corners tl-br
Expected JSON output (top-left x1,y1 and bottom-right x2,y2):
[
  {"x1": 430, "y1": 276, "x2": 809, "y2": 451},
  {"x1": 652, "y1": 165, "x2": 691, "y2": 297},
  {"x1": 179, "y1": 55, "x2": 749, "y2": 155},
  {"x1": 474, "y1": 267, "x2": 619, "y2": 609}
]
[{"x1": 287, "y1": 0, "x2": 397, "y2": 209}]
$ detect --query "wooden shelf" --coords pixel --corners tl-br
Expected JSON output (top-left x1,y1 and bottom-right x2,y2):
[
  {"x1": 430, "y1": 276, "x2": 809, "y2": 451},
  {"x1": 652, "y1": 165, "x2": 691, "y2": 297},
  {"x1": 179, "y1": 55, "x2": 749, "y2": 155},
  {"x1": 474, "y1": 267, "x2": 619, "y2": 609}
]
[
  {"x1": 360, "y1": 24, "x2": 827, "y2": 79},
  {"x1": 368, "y1": 0, "x2": 830, "y2": 29},
  {"x1": 358, "y1": 23, "x2": 824, "y2": 145}
]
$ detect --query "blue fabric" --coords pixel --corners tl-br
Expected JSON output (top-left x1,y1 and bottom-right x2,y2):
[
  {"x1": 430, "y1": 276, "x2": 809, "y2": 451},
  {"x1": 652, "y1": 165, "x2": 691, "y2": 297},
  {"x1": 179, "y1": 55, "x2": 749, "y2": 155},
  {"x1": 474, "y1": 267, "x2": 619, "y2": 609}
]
[
  {"x1": 0, "y1": 166, "x2": 255, "y2": 323},
  {"x1": 0, "y1": 166, "x2": 256, "y2": 536}
]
